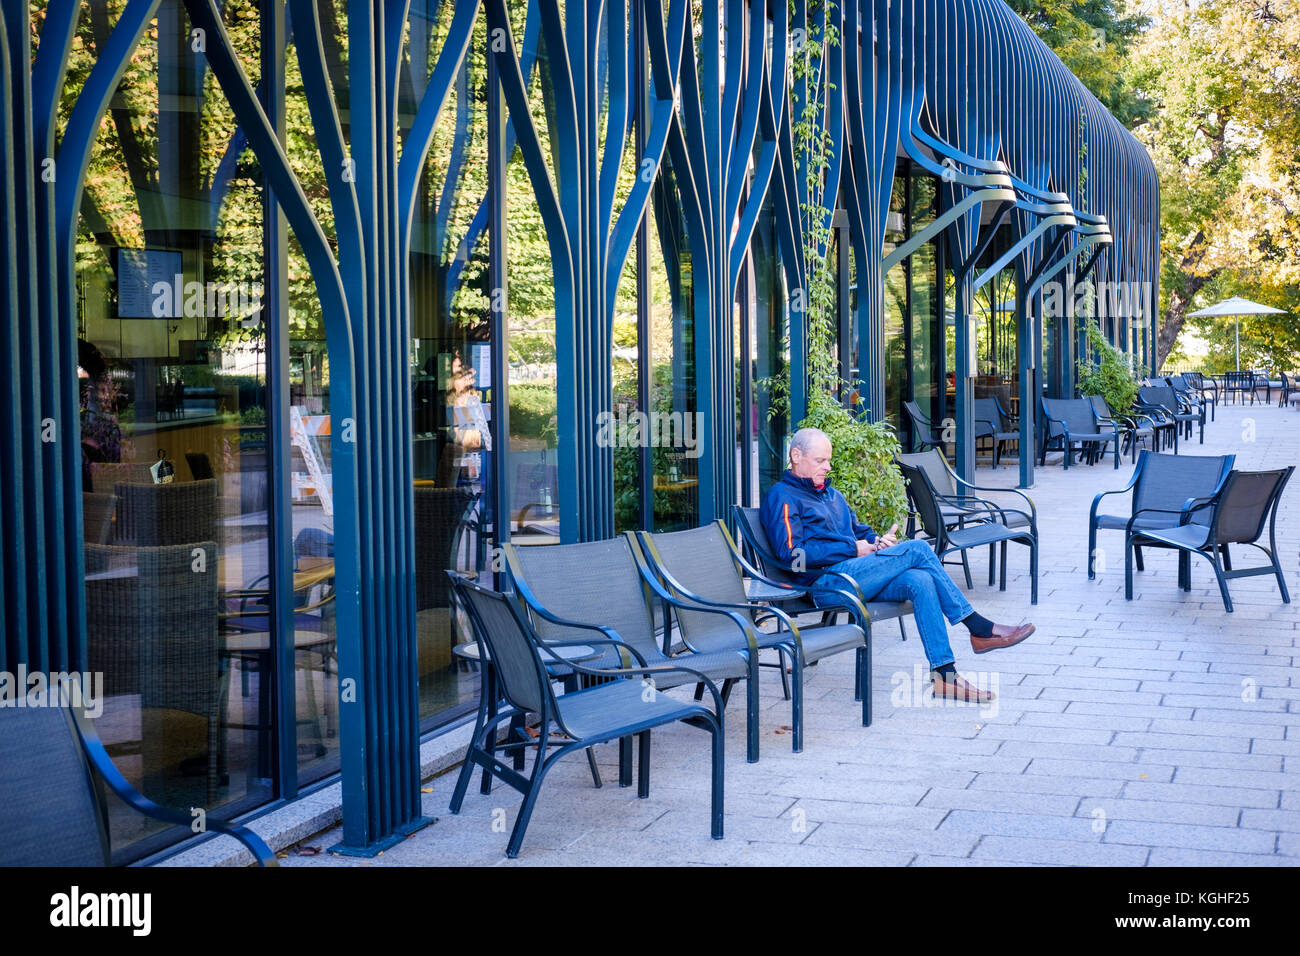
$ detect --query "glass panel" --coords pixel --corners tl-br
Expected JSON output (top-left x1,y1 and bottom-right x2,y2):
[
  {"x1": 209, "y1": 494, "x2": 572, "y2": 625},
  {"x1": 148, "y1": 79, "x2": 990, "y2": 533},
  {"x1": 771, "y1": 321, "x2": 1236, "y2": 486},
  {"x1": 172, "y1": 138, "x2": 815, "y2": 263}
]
[
  {"x1": 649, "y1": 153, "x2": 700, "y2": 530},
  {"x1": 407, "y1": 3, "x2": 492, "y2": 722},
  {"x1": 911, "y1": 172, "x2": 940, "y2": 426},
  {"x1": 882, "y1": 171, "x2": 908, "y2": 429},
  {"x1": 752, "y1": 191, "x2": 789, "y2": 501},
  {"x1": 75, "y1": 0, "x2": 271, "y2": 857}
]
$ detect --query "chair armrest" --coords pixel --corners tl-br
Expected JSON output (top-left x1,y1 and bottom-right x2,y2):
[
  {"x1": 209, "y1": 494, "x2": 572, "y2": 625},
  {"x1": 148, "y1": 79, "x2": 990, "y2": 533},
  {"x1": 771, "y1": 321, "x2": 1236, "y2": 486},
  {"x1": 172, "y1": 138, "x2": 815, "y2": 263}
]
[
  {"x1": 1089, "y1": 472, "x2": 1140, "y2": 523},
  {"x1": 535, "y1": 637, "x2": 648, "y2": 669},
  {"x1": 558, "y1": 662, "x2": 725, "y2": 715},
  {"x1": 1126, "y1": 497, "x2": 1217, "y2": 533},
  {"x1": 947, "y1": 477, "x2": 1038, "y2": 523},
  {"x1": 73, "y1": 710, "x2": 278, "y2": 866}
]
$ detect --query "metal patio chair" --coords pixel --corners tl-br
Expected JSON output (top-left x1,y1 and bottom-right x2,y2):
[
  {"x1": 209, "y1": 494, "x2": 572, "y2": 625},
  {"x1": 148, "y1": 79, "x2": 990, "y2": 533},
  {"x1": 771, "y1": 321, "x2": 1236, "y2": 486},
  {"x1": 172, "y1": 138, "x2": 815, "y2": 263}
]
[
  {"x1": 635, "y1": 522, "x2": 874, "y2": 750},
  {"x1": 1125, "y1": 467, "x2": 1293, "y2": 612},
  {"x1": 1219, "y1": 370, "x2": 1254, "y2": 405},
  {"x1": 898, "y1": 448, "x2": 1038, "y2": 587},
  {"x1": 897, "y1": 456, "x2": 1039, "y2": 603},
  {"x1": 1040, "y1": 397, "x2": 1121, "y2": 469},
  {"x1": 973, "y1": 396, "x2": 1020, "y2": 467},
  {"x1": 1086, "y1": 450, "x2": 1234, "y2": 580},
  {"x1": 1165, "y1": 376, "x2": 1209, "y2": 434},
  {"x1": 1085, "y1": 394, "x2": 1161, "y2": 463},
  {"x1": 1138, "y1": 385, "x2": 1203, "y2": 446},
  {"x1": 504, "y1": 535, "x2": 762, "y2": 762},
  {"x1": 904, "y1": 400, "x2": 946, "y2": 453},
  {"x1": 732, "y1": 504, "x2": 912, "y2": 649},
  {"x1": 446, "y1": 576, "x2": 724, "y2": 859},
  {"x1": 0, "y1": 695, "x2": 276, "y2": 866},
  {"x1": 1183, "y1": 371, "x2": 1218, "y2": 421}
]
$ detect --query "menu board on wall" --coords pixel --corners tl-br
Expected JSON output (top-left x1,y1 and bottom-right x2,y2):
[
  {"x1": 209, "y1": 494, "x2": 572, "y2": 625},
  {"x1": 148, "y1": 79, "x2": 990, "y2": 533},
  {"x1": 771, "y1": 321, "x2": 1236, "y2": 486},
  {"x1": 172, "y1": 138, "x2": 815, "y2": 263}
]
[{"x1": 117, "y1": 249, "x2": 183, "y2": 318}]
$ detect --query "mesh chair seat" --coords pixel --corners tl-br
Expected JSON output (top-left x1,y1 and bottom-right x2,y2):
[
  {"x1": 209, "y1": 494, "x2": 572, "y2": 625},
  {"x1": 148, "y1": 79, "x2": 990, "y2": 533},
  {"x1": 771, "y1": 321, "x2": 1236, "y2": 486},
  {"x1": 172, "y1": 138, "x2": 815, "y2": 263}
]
[
  {"x1": 1093, "y1": 512, "x2": 1189, "y2": 532},
  {"x1": 1132, "y1": 523, "x2": 1211, "y2": 551},
  {"x1": 946, "y1": 521, "x2": 1033, "y2": 549},
  {"x1": 554, "y1": 678, "x2": 717, "y2": 739}
]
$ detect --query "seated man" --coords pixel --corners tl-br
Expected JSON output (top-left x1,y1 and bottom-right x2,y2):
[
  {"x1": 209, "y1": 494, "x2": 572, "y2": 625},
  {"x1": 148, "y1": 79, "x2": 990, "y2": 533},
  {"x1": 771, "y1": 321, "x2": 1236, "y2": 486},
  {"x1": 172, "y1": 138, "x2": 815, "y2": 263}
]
[{"x1": 760, "y1": 427, "x2": 1034, "y2": 702}]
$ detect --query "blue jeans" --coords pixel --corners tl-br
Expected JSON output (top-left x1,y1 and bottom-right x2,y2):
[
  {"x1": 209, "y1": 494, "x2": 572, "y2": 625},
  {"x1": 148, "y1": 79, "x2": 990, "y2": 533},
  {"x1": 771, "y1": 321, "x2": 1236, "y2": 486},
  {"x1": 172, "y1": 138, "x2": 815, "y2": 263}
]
[{"x1": 810, "y1": 538, "x2": 973, "y2": 670}]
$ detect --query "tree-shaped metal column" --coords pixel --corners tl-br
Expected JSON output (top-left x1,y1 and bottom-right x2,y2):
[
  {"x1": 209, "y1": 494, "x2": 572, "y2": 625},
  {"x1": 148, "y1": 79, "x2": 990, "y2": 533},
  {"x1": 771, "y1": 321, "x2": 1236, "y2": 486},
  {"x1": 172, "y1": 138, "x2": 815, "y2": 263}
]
[
  {"x1": 664, "y1": 0, "x2": 788, "y2": 522},
  {"x1": 486, "y1": 0, "x2": 685, "y2": 540},
  {"x1": 184, "y1": 0, "x2": 485, "y2": 854}
]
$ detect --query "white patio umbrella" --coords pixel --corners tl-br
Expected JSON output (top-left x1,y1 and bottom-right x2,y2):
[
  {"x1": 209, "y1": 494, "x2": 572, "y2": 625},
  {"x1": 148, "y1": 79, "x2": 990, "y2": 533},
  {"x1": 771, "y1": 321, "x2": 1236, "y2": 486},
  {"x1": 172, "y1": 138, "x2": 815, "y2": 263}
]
[{"x1": 1187, "y1": 296, "x2": 1286, "y2": 372}]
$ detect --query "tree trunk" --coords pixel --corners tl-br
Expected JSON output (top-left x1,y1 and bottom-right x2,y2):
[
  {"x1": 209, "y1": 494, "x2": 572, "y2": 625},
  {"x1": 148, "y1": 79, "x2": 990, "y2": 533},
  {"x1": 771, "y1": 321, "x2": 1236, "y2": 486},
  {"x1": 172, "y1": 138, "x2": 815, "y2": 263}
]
[{"x1": 1156, "y1": 231, "x2": 1218, "y2": 370}]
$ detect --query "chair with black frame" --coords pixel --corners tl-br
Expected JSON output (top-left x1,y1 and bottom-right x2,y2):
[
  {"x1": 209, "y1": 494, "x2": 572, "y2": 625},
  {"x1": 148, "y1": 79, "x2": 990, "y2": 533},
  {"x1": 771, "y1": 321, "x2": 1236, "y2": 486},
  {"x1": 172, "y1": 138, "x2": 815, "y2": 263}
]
[
  {"x1": 972, "y1": 396, "x2": 1020, "y2": 468},
  {"x1": 1220, "y1": 370, "x2": 1254, "y2": 406},
  {"x1": 1086, "y1": 450, "x2": 1234, "y2": 580},
  {"x1": 1039, "y1": 397, "x2": 1121, "y2": 469},
  {"x1": 1124, "y1": 467, "x2": 1293, "y2": 612},
  {"x1": 1085, "y1": 395, "x2": 1160, "y2": 464},
  {"x1": 1137, "y1": 385, "x2": 1202, "y2": 448},
  {"x1": 732, "y1": 504, "x2": 912, "y2": 650},
  {"x1": 0, "y1": 695, "x2": 276, "y2": 866},
  {"x1": 634, "y1": 522, "x2": 875, "y2": 751},
  {"x1": 897, "y1": 456, "x2": 1039, "y2": 604},
  {"x1": 504, "y1": 535, "x2": 762, "y2": 762},
  {"x1": 904, "y1": 400, "x2": 946, "y2": 453},
  {"x1": 1166, "y1": 376, "x2": 1209, "y2": 434},
  {"x1": 445, "y1": 575, "x2": 724, "y2": 860},
  {"x1": 897, "y1": 448, "x2": 1038, "y2": 590},
  {"x1": 1183, "y1": 371, "x2": 1218, "y2": 421}
]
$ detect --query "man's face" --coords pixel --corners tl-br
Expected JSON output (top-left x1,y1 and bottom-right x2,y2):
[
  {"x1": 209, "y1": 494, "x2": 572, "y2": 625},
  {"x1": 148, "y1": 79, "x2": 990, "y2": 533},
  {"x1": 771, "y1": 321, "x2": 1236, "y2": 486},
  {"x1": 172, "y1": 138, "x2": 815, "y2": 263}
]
[{"x1": 790, "y1": 435, "x2": 832, "y2": 485}]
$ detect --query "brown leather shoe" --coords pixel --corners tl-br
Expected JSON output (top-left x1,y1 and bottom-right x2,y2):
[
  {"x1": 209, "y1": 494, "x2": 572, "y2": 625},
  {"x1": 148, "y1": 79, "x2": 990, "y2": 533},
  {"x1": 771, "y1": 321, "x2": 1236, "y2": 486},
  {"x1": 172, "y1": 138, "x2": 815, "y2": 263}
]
[
  {"x1": 970, "y1": 622, "x2": 1035, "y2": 654},
  {"x1": 932, "y1": 674, "x2": 996, "y2": 703}
]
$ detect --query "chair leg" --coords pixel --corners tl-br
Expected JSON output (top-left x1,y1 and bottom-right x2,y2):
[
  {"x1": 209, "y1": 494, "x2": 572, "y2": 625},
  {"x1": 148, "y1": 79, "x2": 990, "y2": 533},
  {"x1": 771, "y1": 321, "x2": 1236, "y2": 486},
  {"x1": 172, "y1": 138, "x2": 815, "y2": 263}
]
[
  {"x1": 1134, "y1": 545, "x2": 1145, "y2": 572},
  {"x1": 988, "y1": 542, "x2": 996, "y2": 587},
  {"x1": 505, "y1": 748, "x2": 555, "y2": 859},
  {"x1": 585, "y1": 747, "x2": 603, "y2": 788},
  {"x1": 778, "y1": 647, "x2": 792, "y2": 701},
  {"x1": 618, "y1": 736, "x2": 633, "y2": 787},
  {"x1": 999, "y1": 540, "x2": 1008, "y2": 591},
  {"x1": 709, "y1": 716, "x2": 724, "y2": 840},
  {"x1": 1209, "y1": 554, "x2": 1234, "y2": 613},
  {"x1": 898, "y1": 617, "x2": 908, "y2": 642},
  {"x1": 960, "y1": 549, "x2": 973, "y2": 588},
  {"x1": 859, "y1": 639, "x2": 873, "y2": 727},
  {"x1": 637, "y1": 731, "x2": 651, "y2": 798},
  {"x1": 1125, "y1": 536, "x2": 1135, "y2": 600},
  {"x1": 1220, "y1": 544, "x2": 1232, "y2": 571},
  {"x1": 788, "y1": 645, "x2": 804, "y2": 754},
  {"x1": 745, "y1": 659, "x2": 761, "y2": 763},
  {"x1": 1272, "y1": 550, "x2": 1291, "y2": 603},
  {"x1": 1030, "y1": 538, "x2": 1038, "y2": 605}
]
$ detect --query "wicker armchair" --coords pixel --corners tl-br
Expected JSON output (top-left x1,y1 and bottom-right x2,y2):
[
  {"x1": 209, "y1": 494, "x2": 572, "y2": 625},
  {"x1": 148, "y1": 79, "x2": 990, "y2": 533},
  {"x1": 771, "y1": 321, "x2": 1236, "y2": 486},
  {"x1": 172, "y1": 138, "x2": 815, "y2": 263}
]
[
  {"x1": 85, "y1": 541, "x2": 223, "y2": 803},
  {"x1": 113, "y1": 478, "x2": 218, "y2": 546}
]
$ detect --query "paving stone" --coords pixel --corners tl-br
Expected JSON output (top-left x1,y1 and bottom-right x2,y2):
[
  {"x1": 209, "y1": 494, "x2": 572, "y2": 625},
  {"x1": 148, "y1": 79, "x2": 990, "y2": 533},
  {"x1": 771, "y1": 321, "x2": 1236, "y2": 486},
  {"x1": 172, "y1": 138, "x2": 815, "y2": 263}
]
[
  {"x1": 1074, "y1": 797, "x2": 1239, "y2": 828},
  {"x1": 1171, "y1": 765, "x2": 1291, "y2": 791},
  {"x1": 1025, "y1": 757, "x2": 1173, "y2": 781},
  {"x1": 969, "y1": 772, "x2": 1125, "y2": 798},
  {"x1": 939, "y1": 809, "x2": 1101, "y2": 842},
  {"x1": 1121, "y1": 780, "x2": 1281, "y2": 809},
  {"x1": 1112, "y1": 732, "x2": 1252, "y2": 753},
  {"x1": 1239, "y1": 809, "x2": 1300, "y2": 833},
  {"x1": 804, "y1": 822, "x2": 978, "y2": 857},
  {"x1": 1101, "y1": 820, "x2": 1276, "y2": 854},
  {"x1": 1145, "y1": 847, "x2": 1291, "y2": 867},
  {"x1": 969, "y1": 834, "x2": 1148, "y2": 866}
]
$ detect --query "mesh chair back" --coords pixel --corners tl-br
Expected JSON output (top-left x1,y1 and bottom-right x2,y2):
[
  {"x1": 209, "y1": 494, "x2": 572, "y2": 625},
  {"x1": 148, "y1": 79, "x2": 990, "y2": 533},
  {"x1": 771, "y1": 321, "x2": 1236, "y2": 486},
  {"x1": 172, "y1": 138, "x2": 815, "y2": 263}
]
[
  {"x1": 1211, "y1": 468, "x2": 1292, "y2": 544},
  {"x1": 508, "y1": 537, "x2": 659, "y2": 662},
  {"x1": 115, "y1": 479, "x2": 217, "y2": 545},
  {"x1": 0, "y1": 706, "x2": 108, "y2": 866},
  {"x1": 904, "y1": 400, "x2": 939, "y2": 446},
  {"x1": 414, "y1": 486, "x2": 476, "y2": 610},
  {"x1": 641, "y1": 524, "x2": 748, "y2": 640},
  {"x1": 898, "y1": 459, "x2": 944, "y2": 540},
  {"x1": 1043, "y1": 397, "x2": 1100, "y2": 436},
  {"x1": 972, "y1": 398, "x2": 1002, "y2": 437},
  {"x1": 88, "y1": 461, "x2": 152, "y2": 494},
  {"x1": 734, "y1": 506, "x2": 800, "y2": 586},
  {"x1": 1138, "y1": 385, "x2": 1184, "y2": 416},
  {"x1": 453, "y1": 579, "x2": 551, "y2": 716},
  {"x1": 1132, "y1": 453, "x2": 1232, "y2": 517},
  {"x1": 1085, "y1": 395, "x2": 1112, "y2": 421},
  {"x1": 898, "y1": 449, "x2": 957, "y2": 497}
]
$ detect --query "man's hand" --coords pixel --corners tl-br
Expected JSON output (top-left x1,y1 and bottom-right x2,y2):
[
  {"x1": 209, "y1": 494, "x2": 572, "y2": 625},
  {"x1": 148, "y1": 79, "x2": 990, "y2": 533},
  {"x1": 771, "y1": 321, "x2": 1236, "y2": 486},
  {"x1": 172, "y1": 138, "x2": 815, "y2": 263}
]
[
  {"x1": 876, "y1": 523, "x2": 900, "y2": 550},
  {"x1": 855, "y1": 538, "x2": 877, "y2": 557}
]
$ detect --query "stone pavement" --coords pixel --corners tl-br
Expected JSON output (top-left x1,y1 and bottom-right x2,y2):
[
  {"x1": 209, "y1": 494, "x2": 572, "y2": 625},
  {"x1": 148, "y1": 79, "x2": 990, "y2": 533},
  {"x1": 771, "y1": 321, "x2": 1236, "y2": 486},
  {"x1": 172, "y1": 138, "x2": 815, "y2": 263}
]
[{"x1": 284, "y1": 399, "x2": 1300, "y2": 867}]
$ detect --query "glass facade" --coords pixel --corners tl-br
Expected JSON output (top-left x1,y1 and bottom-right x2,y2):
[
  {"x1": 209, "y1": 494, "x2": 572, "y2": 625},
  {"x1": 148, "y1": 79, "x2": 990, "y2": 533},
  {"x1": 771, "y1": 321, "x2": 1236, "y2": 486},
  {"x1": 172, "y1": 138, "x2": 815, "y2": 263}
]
[{"x1": 8, "y1": 0, "x2": 1157, "y2": 863}]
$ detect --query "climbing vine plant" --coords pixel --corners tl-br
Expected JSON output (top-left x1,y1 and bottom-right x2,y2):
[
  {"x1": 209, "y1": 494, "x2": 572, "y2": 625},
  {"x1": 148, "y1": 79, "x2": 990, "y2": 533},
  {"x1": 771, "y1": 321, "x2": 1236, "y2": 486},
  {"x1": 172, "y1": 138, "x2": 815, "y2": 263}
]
[{"x1": 782, "y1": 0, "x2": 908, "y2": 531}]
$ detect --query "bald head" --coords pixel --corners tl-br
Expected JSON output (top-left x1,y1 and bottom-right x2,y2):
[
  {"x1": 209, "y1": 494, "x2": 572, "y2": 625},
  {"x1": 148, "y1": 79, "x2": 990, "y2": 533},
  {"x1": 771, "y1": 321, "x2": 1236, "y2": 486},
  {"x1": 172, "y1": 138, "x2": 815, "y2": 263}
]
[{"x1": 789, "y1": 427, "x2": 832, "y2": 484}]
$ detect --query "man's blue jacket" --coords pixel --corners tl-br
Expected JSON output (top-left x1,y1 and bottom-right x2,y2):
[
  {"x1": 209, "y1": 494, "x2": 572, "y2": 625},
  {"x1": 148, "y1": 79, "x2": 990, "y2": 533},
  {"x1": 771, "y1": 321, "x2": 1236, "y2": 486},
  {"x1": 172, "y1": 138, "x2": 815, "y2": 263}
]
[{"x1": 760, "y1": 469, "x2": 877, "y2": 585}]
